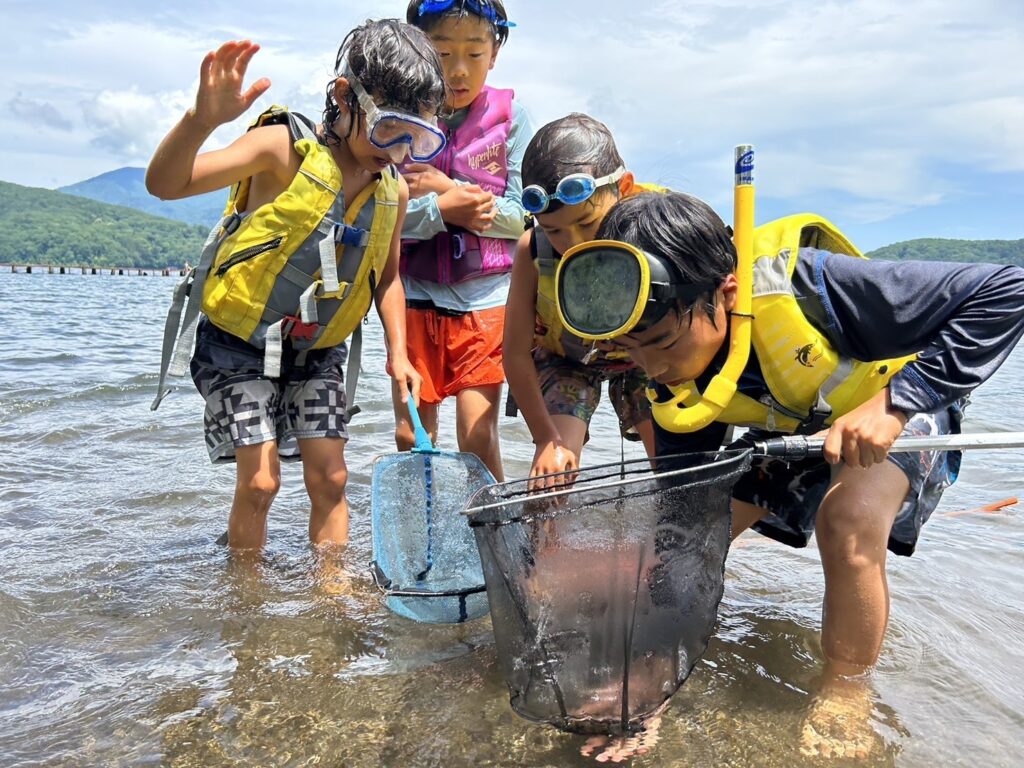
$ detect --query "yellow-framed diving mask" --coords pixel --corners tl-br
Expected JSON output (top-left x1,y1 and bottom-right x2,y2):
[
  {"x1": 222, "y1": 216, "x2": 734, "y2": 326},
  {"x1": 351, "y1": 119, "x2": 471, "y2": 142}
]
[{"x1": 553, "y1": 239, "x2": 716, "y2": 341}]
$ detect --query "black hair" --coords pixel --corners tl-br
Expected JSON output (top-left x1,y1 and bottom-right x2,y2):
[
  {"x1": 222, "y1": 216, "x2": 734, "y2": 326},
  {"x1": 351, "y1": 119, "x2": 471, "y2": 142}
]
[
  {"x1": 406, "y1": 0, "x2": 511, "y2": 48},
  {"x1": 522, "y1": 113, "x2": 625, "y2": 214},
  {"x1": 322, "y1": 19, "x2": 447, "y2": 146},
  {"x1": 597, "y1": 192, "x2": 737, "y2": 323}
]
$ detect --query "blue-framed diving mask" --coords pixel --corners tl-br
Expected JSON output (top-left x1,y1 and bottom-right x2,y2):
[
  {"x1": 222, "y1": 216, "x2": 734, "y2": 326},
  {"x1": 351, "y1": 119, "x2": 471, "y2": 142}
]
[
  {"x1": 344, "y1": 68, "x2": 447, "y2": 163},
  {"x1": 521, "y1": 167, "x2": 626, "y2": 215}
]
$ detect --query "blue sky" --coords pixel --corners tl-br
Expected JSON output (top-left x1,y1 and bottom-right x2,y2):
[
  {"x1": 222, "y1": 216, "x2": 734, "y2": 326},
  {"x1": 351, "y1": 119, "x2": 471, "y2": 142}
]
[{"x1": 2, "y1": 0, "x2": 1022, "y2": 250}]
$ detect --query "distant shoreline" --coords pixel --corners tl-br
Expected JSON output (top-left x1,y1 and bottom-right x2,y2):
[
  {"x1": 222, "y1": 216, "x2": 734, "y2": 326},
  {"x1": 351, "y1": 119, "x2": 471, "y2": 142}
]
[{"x1": 3, "y1": 263, "x2": 186, "y2": 276}]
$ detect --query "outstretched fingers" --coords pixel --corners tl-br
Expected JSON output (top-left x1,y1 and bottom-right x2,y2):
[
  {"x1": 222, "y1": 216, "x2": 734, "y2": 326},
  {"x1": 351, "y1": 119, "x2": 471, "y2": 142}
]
[
  {"x1": 241, "y1": 78, "x2": 273, "y2": 110},
  {"x1": 233, "y1": 40, "x2": 261, "y2": 77},
  {"x1": 193, "y1": 40, "x2": 268, "y2": 127}
]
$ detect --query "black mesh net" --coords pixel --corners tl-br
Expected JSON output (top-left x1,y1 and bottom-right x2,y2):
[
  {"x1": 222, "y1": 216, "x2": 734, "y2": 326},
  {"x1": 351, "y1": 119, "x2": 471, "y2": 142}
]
[{"x1": 465, "y1": 449, "x2": 751, "y2": 735}]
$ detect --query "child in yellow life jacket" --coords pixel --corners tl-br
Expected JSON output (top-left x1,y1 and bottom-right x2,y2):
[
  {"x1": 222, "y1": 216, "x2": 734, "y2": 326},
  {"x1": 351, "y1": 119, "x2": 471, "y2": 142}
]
[
  {"x1": 146, "y1": 22, "x2": 447, "y2": 551},
  {"x1": 389, "y1": 0, "x2": 533, "y2": 481},
  {"x1": 556, "y1": 190, "x2": 1024, "y2": 757},
  {"x1": 503, "y1": 114, "x2": 660, "y2": 489}
]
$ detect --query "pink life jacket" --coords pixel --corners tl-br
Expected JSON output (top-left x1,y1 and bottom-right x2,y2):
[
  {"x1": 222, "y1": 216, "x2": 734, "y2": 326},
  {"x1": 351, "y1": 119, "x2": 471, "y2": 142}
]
[{"x1": 400, "y1": 86, "x2": 516, "y2": 285}]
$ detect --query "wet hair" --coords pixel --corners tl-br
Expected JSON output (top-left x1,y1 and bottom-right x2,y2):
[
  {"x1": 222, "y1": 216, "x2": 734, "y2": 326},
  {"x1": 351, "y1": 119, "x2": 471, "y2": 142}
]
[
  {"x1": 406, "y1": 0, "x2": 511, "y2": 48},
  {"x1": 522, "y1": 113, "x2": 625, "y2": 214},
  {"x1": 322, "y1": 19, "x2": 447, "y2": 146},
  {"x1": 597, "y1": 192, "x2": 737, "y2": 324}
]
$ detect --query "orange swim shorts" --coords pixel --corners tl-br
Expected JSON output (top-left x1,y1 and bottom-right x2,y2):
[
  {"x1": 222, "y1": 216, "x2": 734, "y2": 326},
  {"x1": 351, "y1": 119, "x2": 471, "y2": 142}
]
[{"x1": 388, "y1": 304, "x2": 506, "y2": 404}]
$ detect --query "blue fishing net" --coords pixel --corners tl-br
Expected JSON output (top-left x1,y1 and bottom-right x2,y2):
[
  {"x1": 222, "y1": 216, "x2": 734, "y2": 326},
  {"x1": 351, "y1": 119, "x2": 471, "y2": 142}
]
[
  {"x1": 465, "y1": 450, "x2": 750, "y2": 734},
  {"x1": 371, "y1": 450, "x2": 496, "y2": 624}
]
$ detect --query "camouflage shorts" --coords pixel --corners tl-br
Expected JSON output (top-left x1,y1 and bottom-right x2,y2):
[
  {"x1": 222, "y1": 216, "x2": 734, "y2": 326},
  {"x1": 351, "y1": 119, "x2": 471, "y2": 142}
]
[
  {"x1": 533, "y1": 348, "x2": 652, "y2": 441},
  {"x1": 732, "y1": 403, "x2": 964, "y2": 556},
  {"x1": 189, "y1": 319, "x2": 350, "y2": 464}
]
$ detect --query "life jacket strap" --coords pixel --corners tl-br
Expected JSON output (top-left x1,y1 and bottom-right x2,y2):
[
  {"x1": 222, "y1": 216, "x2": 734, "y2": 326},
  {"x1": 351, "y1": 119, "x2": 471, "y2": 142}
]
[
  {"x1": 318, "y1": 222, "x2": 369, "y2": 294},
  {"x1": 151, "y1": 213, "x2": 234, "y2": 410},
  {"x1": 263, "y1": 320, "x2": 285, "y2": 379},
  {"x1": 343, "y1": 323, "x2": 363, "y2": 423},
  {"x1": 797, "y1": 356, "x2": 854, "y2": 435}
]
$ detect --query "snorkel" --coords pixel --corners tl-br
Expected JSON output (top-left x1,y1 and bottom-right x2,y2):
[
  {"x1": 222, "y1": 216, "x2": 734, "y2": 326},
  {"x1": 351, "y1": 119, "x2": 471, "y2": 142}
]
[{"x1": 649, "y1": 145, "x2": 755, "y2": 433}]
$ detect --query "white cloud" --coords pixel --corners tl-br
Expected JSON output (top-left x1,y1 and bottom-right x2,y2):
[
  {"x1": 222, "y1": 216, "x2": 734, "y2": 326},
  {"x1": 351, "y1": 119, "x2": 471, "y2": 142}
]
[{"x1": 0, "y1": 0, "x2": 1022, "y2": 239}]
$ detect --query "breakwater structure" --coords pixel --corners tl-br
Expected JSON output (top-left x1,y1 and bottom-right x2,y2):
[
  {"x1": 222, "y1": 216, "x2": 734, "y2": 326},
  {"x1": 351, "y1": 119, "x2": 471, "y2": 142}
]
[{"x1": 4, "y1": 264, "x2": 187, "y2": 276}]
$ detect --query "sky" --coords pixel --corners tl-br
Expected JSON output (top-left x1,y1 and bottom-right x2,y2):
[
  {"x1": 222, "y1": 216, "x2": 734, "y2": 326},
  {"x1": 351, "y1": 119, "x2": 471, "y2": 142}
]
[{"x1": 2, "y1": 0, "x2": 1022, "y2": 250}]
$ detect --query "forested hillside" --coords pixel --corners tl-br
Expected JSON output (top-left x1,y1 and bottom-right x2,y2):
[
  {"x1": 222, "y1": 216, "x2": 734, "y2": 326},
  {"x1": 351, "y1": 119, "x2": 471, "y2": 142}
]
[
  {"x1": 3, "y1": 176, "x2": 1022, "y2": 270},
  {"x1": 868, "y1": 238, "x2": 1024, "y2": 265},
  {"x1": 0, "y1": 180, "x2": 207, "y2": 269}
]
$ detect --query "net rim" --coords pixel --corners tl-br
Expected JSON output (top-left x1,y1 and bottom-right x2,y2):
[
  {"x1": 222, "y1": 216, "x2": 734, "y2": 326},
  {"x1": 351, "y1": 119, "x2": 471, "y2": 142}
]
[{"x1": 464, "y1": 448, "x2": 752, "y2": 519}]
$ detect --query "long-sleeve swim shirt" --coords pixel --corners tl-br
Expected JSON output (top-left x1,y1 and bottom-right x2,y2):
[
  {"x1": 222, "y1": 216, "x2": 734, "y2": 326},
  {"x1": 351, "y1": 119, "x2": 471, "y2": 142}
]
[{"x1": 654, "y1": 248, "x2": 1024, "y2": 452}]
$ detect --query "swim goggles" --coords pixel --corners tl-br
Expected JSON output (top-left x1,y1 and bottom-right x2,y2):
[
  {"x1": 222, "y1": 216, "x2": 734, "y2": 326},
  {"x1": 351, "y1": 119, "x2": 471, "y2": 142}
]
[
  {"x1": 417, "y1": 0, "x2": 516, "y2": 27},
  {"x1": 344, "y1": 68, "x2": 446, "y2": 163},
  {"x1": 554, "y1": 239, "x2": 716, "y2": 340},
  {"x1": 521, "y1": 167, "x2": 626, "y2": 215}
]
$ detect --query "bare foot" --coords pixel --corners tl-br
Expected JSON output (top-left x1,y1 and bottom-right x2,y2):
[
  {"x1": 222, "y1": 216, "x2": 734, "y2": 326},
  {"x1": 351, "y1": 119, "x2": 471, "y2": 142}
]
[
  {"x1": 800, "y1": 675, "x2": 878, "y2": 759},
  {"x1": 579, "y1": 707, "x2": 664, "y2": 763},
  {"x1": 312, "y1": 544, "x2": 358, "y2": 597}
]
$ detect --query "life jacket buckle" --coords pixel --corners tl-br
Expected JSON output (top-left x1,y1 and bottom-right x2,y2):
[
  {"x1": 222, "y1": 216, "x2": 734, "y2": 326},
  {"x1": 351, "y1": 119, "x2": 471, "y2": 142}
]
[
  {"x1": 337, "y1": 224, "x2": 369, "y2": 247},
  {"x1": 223, "y1": 212, "x2": 242, "y2": 236},
  {"x1": 282, "y1": 315, "x2": 319, "y2": 341},
  {"x1": 319, "y1": 281, "x2": 351, "y2": 301}
]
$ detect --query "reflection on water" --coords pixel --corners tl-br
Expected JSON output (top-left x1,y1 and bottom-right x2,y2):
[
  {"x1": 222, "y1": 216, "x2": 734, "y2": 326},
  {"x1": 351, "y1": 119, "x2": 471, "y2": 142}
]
[{"x1": 0, "y1": 272, "x2": 1022, "y2": 767}]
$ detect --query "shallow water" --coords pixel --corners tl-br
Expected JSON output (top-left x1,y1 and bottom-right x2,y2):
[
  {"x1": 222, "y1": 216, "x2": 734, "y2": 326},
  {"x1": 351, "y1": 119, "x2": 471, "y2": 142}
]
[{"x1": 0, "y1": 270, "x2": 1022, "y2": 767}]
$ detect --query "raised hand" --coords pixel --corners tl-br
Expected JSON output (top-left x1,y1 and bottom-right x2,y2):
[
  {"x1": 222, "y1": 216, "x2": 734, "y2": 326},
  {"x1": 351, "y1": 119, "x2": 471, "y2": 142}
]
[{"x1": 192, "y1": 40, "x2": 271, "y2": 130}]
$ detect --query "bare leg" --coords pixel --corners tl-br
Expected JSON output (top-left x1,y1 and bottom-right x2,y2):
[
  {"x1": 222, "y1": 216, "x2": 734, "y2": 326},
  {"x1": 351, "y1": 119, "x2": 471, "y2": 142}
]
[
  {"x1": 228, "y1": 441, "x2": 280, "y2": 551},
  {"x1": 550, "y1": 412, "x2": 588, "y2": 460},
  {"x1": 391, "y1": 379, "x2": 440, "y2": 451},
  {"x1": 817, "y1": 460, "x2": 907, "y2": 670},
  {"x1": 299, "y1": 436, "x2": 350, "y2": 546},
  {"x1": 454, "y1": 384, "x2": 505, "y2": 481},
  {"x1": 634, "y1": 418, "x2": 657, "y2": 460},
  {"x1": 800, "y1": 460, "x2": 908, "y2": 757},
  {"x1": 730, "y1": 498, "x2": 767, "y2": 542}
]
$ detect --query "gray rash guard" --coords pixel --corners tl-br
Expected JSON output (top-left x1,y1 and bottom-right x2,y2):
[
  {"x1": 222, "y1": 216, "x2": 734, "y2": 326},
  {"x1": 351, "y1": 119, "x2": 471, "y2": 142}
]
[{"x1": 654, "y1": 248, "x2": 1024, "y2": 454}]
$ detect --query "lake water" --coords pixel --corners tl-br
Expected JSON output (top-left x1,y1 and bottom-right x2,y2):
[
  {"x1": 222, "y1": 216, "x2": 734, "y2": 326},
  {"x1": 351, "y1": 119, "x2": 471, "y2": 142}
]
[{"x1": 1, "y1": 270, "x2": 1022, "y2": 767}]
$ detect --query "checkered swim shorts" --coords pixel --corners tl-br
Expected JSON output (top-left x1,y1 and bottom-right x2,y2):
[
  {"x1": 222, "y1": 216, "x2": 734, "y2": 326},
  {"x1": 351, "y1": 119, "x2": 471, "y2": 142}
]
[{"x1": 189, "y1": 320, "x2": 350, "y2": 463}]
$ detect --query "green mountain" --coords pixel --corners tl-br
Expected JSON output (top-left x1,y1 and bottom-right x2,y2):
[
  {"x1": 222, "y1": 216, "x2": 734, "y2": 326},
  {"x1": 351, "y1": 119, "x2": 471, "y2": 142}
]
[
  {"x1": 867, "y1": 238, "x2": 1024, "y2": 265},
  {"x1": 58, "y1": 167, "x2": 225, "y2": 227},
  {"x1": 0, "y1": 180, "x2": 207, "y2": 269},
  {"x1": 4, "y1": 175, "x2": 1022, "y2": 271}
]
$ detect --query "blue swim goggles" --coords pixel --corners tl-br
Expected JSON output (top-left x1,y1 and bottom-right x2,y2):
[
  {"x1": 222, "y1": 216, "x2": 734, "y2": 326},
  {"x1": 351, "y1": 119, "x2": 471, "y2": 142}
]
[
  {"x1": 418, "y1": 0, "x2": 516, "y2": 27},
  {"x1": 521, "y1": 167, "x2": 626, "y2": 215}
]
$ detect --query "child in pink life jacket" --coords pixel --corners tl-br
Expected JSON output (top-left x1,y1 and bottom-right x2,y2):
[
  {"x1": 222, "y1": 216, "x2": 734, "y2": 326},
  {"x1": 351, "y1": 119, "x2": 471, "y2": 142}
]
[{"x1": 388, "y1": 0, "x2": 534, "y2": 481}]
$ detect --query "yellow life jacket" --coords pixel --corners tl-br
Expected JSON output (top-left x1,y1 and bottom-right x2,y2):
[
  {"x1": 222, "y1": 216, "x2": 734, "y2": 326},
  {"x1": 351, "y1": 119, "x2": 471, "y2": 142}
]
[
  {"x1": 152, "y1": 105, "x2": 398, "y2": 411},
  {"x1": 533, "y1": 181, "x2": 666, "y2": 364},
  {"x1": 652, "y1": 213, "x2": 916, "y2": 433}
]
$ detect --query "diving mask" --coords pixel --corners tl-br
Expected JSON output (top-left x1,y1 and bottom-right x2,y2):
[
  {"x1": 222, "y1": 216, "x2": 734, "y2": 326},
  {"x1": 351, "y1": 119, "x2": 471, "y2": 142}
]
[
  {"x1": 344, "y1": 69, "x2": 446, "y2": 163},
  {"x1": 554, "y1": 239, "x2": 715, "y2": 341}
]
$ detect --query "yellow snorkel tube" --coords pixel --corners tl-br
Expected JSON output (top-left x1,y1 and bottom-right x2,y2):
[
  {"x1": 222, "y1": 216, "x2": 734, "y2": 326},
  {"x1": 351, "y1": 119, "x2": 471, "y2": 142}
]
[{"x1": 649, "y1": 144, "x2": 755, "y2": 433}]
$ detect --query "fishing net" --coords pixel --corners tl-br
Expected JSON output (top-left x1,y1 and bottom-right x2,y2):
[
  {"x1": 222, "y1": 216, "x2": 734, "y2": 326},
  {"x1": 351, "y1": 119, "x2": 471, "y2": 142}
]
[
  {"x1": 465, "y1": 449, "x2": 751, "y2": 734},
  {"x1": 371, "y1": 451, "x2": 496, "y2": 624}
]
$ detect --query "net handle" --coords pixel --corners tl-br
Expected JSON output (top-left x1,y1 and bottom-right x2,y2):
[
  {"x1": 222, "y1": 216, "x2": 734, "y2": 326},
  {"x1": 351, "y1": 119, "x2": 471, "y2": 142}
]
[{"x1": 753, "y1": 431, "x2": 1024, "y2": 460}]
